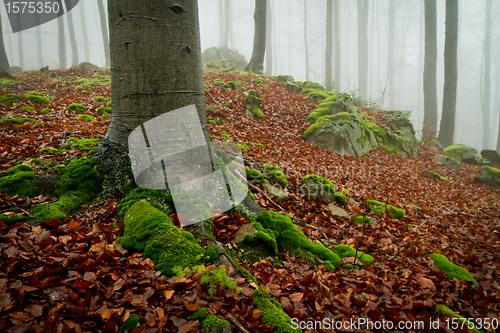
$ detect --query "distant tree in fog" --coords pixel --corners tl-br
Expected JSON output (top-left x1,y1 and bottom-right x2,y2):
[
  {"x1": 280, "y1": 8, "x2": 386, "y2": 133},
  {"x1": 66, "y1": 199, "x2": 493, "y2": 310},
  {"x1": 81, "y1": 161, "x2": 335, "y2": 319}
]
[
  {"x1": 423, "y1": 0, "x2": 438, "y2": 136},
  {"x1": 246, "y1": 0, "x2": 266, "y2": 74}
]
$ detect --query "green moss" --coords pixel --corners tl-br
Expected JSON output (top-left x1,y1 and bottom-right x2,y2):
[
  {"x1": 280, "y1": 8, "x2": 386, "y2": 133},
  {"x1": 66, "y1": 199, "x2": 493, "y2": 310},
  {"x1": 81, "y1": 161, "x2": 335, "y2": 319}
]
[
  {"x1": 31, "y1": 191, "x2": 91, "y2": 222},
  {"x1": 0, "y1": 214, "x2": 27, "y2": 226},
  {"x1": 335, "y1": 192, "x2": 347, "y2": 206},
  {"x1": 244, "y1": 89, "x2": 262, "y2": 106},
  {"x1": 220, "y1": 130, "x2": 230, "y2": 138},
  {"x1": 117, "y1": 187, "x2": 173, "y2": 218},
  {"x1": 429, "y1": 253, "x2": 478, "y2": 285},
  {"x1": 64, "y1": 138, "x2": 101, "y2": 151},
  {"x1": 214, "y1": 78, "x2": 231, "y2": 88},
  {"x1": 251, "y1": 142, "x2": 266, "y2": 149},
  {"x1": 436, "y1": 305, "x2": 482, "y2": 333},
  {"x1": 187, "y1": 307, "x2": 207, "y2": 321},
  {"x1": 26, "y1": 95, "x2": 50, "y2": 105},
  {"x1": 20, "y1": 106, "x2": 35, "y2": 111},
  {"x1": 202, "y1": 314, "x2": 230, "y2": 330},
  {"x1": 331, "y1": 244, "x2": 374, "y2": 264},
  {"x1": 365, "y1": 200, "x2": 405, "y2": 218},
  {"x1": 107, "y1": 101, "x2": 112, "y2": 106},
  {"x1": 55, "y1": 156, "x2": 103, "y2": 196},
  {"x1": 253, "y1": 288, "x2": 300, "y2": 333},
  {"x1": 323, "y1": 260, "x2": 335, "y2": 271},
  {"x1": 39, "y1": 148, "x2": 58, "y2": 155},
  {"x1": 0, "y1": 94, "x2": 22, "y2": 104},
  {"x1": 209, "y1": 119, "x2": 223, "y2": 125},
  {"x1": 119, "y1": 201, "x2": 206, "y2": 277},
  {"x1": 256, "y1": 211, "x2": 341, "y2": 267},
  {"x1": 0, "y1": 165, "x2": 39, "y2": 197},
  {"x1": 482, "y1": 166, "x2": 500, "y2": 177},
  {"x1": 306, "y1": 89, "x2": 331, "y2": 100},
  {"x1": 97, "y1": 106, "x2": 111, "y2": 115},
  {"x1": 30, "y1": 158, "x2": 41, "y2": 165},
  {"x1": 387, "y1": 205, "x2": 405, "y2": 218},
  {"x1": 250, "y1": 104, "x2": 264, "y2": 118},
  {"x1": 76, "y1": 114, "x2": 94, "y2": 122},
  {"x1": 40, "y1": 108, "x2": 51, "y2": 114},
  {"x1": 197, "y1": 265, "x2": 242, "y2": 296},
  {"x1": 74, "y1": 74, "x2": 111, "y2": 90},
  {"x1": 121, "y1": 313, "x2": 139, "y2": 330},
  {"x1": 67, "y1": 103, "x2": 86, "y2": 112},
  {"x1": 0, "y1": 118, "x2": 40, "y2": 125},
  {"x1": 303, "y1": 81, "x2": 324, "y2": 90},
  {"x1": 251, "y1": 78, "x2": 267, "y2": 87},
  {"x1": 94, "y1": 96, "x2": 109, "y2": 103},
  {"x1": 264, "y1": 165, "x2": 288, "y2": 188},
  {"x1": 443, "y1": 144, "x2": 475, "y2": 161},
  {"x1": 422, "y1": 170, "x2": 449, "y2": 181},
  {"x1": 302, "y1": 174, "x2": 336, "y2": 195},
  {"x1": 246, "y1": 169, "x2": 266, "y2": 184}
]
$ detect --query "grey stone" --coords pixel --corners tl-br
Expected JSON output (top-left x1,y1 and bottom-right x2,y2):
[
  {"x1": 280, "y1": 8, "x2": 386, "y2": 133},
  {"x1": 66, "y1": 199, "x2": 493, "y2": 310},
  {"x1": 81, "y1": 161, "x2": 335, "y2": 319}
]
[
  {"x1": 473, "y1": 166, "x2": 500, "y2": 190},
  {"x1": 434, "y1": 154, "x2": 461, "y2": 172},
  {"x1": 10, "y1": 66, "x2": 22, "y2": 73},
  {"x1": 481, "y1": 149, "x2": 500, "y2": 165},
  {"x1": 78, "y1": 62, "x2": 100, "y2": 71},
  {"x1": 0, "y1": 70, "x2": 11, "y2": 78},
  {"x1": 305, "y1": 122, "x2": 356, "y2": 156},
  {"x1": 202, "y1": 47, "x2": 247, "y2": 70},
  {"x1": 39, "y1": 66, "x2": 49, "y2": 73},
  {"x1": 328, "y1": 203, "x2": 348, "y2": 217},
  {"x1": 285, "y1": 81, "x2": 301, "y2": 93},
  {"x1": 233, "y1": 223, "x2": 257, "y2": 244},
  {"x1": 299, "y1": 179, "x2": 337, "y2": 202},
  {"x1": 462, "y1": 151, "x2": 479, "y2": 164},
  {"x1": 266, "y1": 184, "x2": 289, "y2": 202}
]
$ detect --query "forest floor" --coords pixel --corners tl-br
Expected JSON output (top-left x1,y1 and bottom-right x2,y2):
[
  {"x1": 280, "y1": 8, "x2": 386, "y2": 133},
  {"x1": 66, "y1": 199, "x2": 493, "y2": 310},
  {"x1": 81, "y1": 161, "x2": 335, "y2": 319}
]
[{"x1": 0, "y1": 69, "x2": 499, "y2": 332}]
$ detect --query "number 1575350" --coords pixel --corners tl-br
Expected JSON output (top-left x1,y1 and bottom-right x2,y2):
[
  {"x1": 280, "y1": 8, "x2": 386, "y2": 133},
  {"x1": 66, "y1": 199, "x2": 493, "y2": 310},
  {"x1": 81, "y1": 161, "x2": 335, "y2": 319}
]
[{"x1": 5, "y1": 2, "x2": 60, "y2": 14}]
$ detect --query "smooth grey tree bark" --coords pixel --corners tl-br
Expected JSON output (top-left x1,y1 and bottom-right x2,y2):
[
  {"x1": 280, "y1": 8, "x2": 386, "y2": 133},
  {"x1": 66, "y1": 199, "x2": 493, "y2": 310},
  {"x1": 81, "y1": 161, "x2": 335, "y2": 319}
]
[
  {"x1": 388, "y1": 0, "x2": 395, "y2": 106},
  {"x1": 423, "y1": 0, "x2": 438, "y2": 136},
  {"x1": 35, "y1": 25, "x2": 43, "y2": 68},
  {"x1": 356, "y1": 0, "x2": 368, "y2": 98},
  {"x1": 246, "y1": 0, "x2": 266, "y2": 74},
  {"x1": 303, "y1": 0, "x2": 309, "y2": 81},
  {"x1": 66, "y1": 8, "x2": 79, "y2": 66},
  {"x1": 57, "y1": 15, "x2": 67, "y2": 70},
  {"x1": 325, "y1": 0, "x2": 333, "y2": 89},
  {"x1": 265, "y1": 0, "x2": 272, "y2": 75},
  {"x1": 17, "y1": 31, "x2": 24, "y2": 70},
  {"x1": 97, "y1": 0, "x2": 110, "y2": 68},
  {"x1": 417, "y1": 0, "x2": 424, "y2": 126},
  {"x1": 224, "y1": 0, "x2": 231, "y2": 48},
  {"x1": 219, "y1": 0, "x2": 224, "y2": 46},
  {"x1": 438, "y1": 0, "x2": 459, "y2": 147},
  {"x1": 0, "y1": 14, "x2": 10, "y2": 73},
  {"x1": 79, "y1": 3, "x2": 90, "y2": 62},
  {"x1": 333, "y1": 0, "x2": 340, "y2": 89},
  {"x1": 481, "y1": 0, "x2": 492, "y2": 148}
]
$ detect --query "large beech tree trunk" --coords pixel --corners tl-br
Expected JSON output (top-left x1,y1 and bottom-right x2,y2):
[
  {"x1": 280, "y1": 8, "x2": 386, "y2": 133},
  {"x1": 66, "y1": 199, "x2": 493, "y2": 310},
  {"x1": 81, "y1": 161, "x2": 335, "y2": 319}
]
[
  {"x1": 246, "y1": 0, "x2": 266, "y2": 74},
  {"x1": 423, "y1": 0, "x2": 438, "y2": 136},
  {"x1": 438, "y1": 0, "x2": 458, "y2": 147}
]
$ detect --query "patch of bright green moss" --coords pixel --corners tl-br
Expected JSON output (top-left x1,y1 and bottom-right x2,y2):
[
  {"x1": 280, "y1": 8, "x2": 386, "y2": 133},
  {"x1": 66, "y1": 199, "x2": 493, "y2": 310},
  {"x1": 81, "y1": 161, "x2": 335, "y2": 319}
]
[
  {"x1": 429, "y1": 253, "x2": 478, "y2": 285},
  {"x1": 39, "y1": 148, "x2": 58, "y2": 155},
  {"x1": 0, "y1": 118, "x2": 40, "y2": 125},
  {"x1": 253, "y1": 288, "x2": 301, "y2": 333},
  {"x1": 303, "y1": 81, "x2": 324, "y2": 90},
  {"x1": 264, "y1": 165, "x2": 288, "y2": 188},
  {"x1": 0, "y1": 164, "x2": 39, "y2": 197},
  {"x1": 26, "y1": 95, "x2": 50, "y2": 105},
  {"x1": 31, "y1": 190, "x2": 92, "y2": 222},
  {"x1": 76, "y1": 114, "x2": 94, "y2": 122},
  {"x1": 55, "y1": 156, "x2": 103, "y2": 196},
  {"x1": 74, "y1": 74, "x2": 111, "y2": 90},
  {"x1": 40, "y1": 108, "x2": 51, "y2": 114},
  {"x1": 97, "y1": 106, "x2": 111, "y2": 115},
  {"x1": 20, "y1": 106, "x2": 35, "y2": 111},
  {"x1": 0, "y1": 214, "x2": 27, "y2": 226},
  {"x1": 214, "y1": 78, "x2": 231, "y2": 88},
  {"x1": 121, "y1": 313, "x2": 139, "y2": 330},
  {"x1": 436, "y1": 304, "x2": 482, "y2": 333},
  {"x1": 67, "y1": 103, "x2": 86, "y2": 112},
  {"x1": 94, "y1": 96, "x2": 109, "y2": 103},
  {"x1": 331, "y1": 244, "x2": 374, "y2": 264},
  {"x1": 365, "y1": 200, "x2": 405, "y2": 218},
  {"x1": 482, "y1": 166, "x2": 500, "y2": 177},
  {"x1": 209, "y1": 119, "x2": 223, "y2": 125},
  {"x1": 250, "y1": 104, "x2": 264, "y2": 118},
  {"x1": 0, "y1": 94, "x2": 22, "y2": 103},
  {"x1": 443, "y1": 144, "x2": 475, "y2": 161},
  {"x1": 64, "y1": 138, "x2": 101, "y2": 151},
  {"x1": 246, "y1": 168, "x2": 266, "y2": 184}
]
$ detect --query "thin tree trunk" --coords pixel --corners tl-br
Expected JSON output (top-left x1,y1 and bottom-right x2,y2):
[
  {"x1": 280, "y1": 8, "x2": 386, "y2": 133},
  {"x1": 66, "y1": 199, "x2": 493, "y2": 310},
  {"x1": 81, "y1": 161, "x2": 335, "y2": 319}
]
[
  {"x1": 423, "y1": 0, "x2": 438, "y2": 136},
  {"x1": 333, "y1": 0, "x2": 340, "y2": 90},
  {"x1": 481, "y1": 0, "x2": 492, "y2": 149},
  {"x1": 388, "y1": 0, "x2": 395, "y2": 106},
  {"x1": 417, "y1": 0, "x2": 424, "y2": 128},
  {"x1": 265, "y1": 0, "x2": 272, "y2": 75},
  {"x1": 0, "y1": 14, "x2": 11, "y2": 73},
  {"x1": 57, "y1": 15, "x2": 67, "y2": 70},
  {"x1": 357, "y1": 0, "x2": 368, "y2": 98},
  {"x1": 98, "y1": 0, "x2": 110, "y2": 68},
  {"x1": 438, "y1": 0, "x2": 459, "y2": 147},
  {"x1": 303, "y1": 0, "x2": 309, "y2": 81},
  {"x1": 224, "y1": 0, "x2": 230, "y2": 48},
  {"x1": 17, "y1": 31, "x2": 24, "y2": 70},
  {"x1": 219, "y1": 0, "x2": 224, "y2": 46},
  {"x1": 66, "y1": 8, "x2": 79, "y2": 66},
  {"x1": 80, "y1": 2, "x2": 91, "y2": 62},
  {"x1": 246, "y1": 0, "x2": 267, "y2": 74},
  {"x1": 325, "y1": 0, "x2": 333, "y2": 89}
]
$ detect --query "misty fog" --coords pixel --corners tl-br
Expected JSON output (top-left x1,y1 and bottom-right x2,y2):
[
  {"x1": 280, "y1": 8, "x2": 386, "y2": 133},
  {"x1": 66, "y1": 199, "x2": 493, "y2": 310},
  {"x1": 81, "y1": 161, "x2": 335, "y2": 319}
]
[{"x1": 1, "y1": 0, "x2": 499, "y2": 150}]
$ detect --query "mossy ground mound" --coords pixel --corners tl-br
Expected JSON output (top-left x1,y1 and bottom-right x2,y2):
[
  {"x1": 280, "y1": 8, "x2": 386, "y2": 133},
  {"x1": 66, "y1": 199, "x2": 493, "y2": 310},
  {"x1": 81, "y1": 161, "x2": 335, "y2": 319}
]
[
  {"x1": 429, "y1": 253, "x2": 478, "y2": 285},
  {"x1": 0, "y1": 164, "x2": 39, "y2": 197}
]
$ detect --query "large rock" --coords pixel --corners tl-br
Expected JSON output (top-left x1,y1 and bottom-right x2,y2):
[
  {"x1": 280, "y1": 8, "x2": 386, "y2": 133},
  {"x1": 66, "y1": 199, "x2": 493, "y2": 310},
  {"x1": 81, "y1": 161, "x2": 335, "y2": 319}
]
[
  {"x1": 77, "y1": 62, "x2": 100, "y2": 71},
  {"x1": 266, "y1": 184, "x2": 289, "y2": 203},
  {"x1": 285, "y1": 81, "x2": 301, "y2": 93},
  {"x1": 202, "y1": 47, "x2": 247, "y2": 71},
  {"x1": 434, "y1": 154, "x2": 461, "y2": 172},
  {"x1": 299, "y1": 179, "x2": 337, "y2": 202},
  {"x1": 481, "y1": 149, "x2": 500, "y2": 165},
  {"x1": 473, "y1": 166, "x2": 500, "y2": 189},
  {"x1": 443, "y1": 144, "x2": 479, "y2": 162}
]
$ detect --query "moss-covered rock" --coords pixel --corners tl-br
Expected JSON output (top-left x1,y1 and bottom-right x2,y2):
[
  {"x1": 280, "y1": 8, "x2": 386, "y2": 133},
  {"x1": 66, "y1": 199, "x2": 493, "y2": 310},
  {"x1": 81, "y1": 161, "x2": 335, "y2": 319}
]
[
  {"x1": 26, "y1": 95, "x2": 50, "y2": 105},
  {"x1": 443, "y1": 144, "x2": 477, "y2": 162},
  {"x1": 244, "y1": 89, "x2": 263, "y2": 119},
  {"x1": 302, "y1": 81, "x2": 324, "y2": 90},
  {"x1": 0, "y1": 94, "x2": 22, "y2": 104},
  {"x1": 67, "y1": 103, "x2": 86, "y2": 112},
  {"x1": 40, "y1": 108, "x2": 51, "y2": 114},
  {"x1": 76, "y1": 114, "x2": 94, "y2": 122},
  {"x1": 20, "y1": 106, "x2": 35, "y2": 111},
  {"x1": 206, "y1": 59, "x2": 236, "y2": 72},
  {"x1": 263, "y1": 164, "x2": 288, "y2": 188},
  {"x1": 299, "y1": 174, "x2": 347, "y2": 205},
  {"x1": 97, "y1": 106, "x2": 111, "y2": 115},
  {"x1": 0, "y1": 118, "x2": 40, "y2": 125},
  {"x1": 429, "y1": 253, "x2": 478, "y2": 285},
  {"x1": 214, "y1": 78, "x2": 231, "y2": 88},
  {"x1": 93, "y1": 96, "x2": 109, "y2": 103},
  {"x1": 305, "y1": 93, "x2": 358, "y2": 123},
  {"x1": 0, "y1": 164, "x2": 40, "y2": 197},
  {"x1": 246, "y1": 168, "x2": 267, "y2": 184},
  {"x1": 366, "y1": 200, "x2": 405, "y2": 218},
  {"x1": 473, "y1": 166, "x2": 500, "y2": 189},
  {"x1": 31, "y1": 191, "x2": 92, "y2": 222}
]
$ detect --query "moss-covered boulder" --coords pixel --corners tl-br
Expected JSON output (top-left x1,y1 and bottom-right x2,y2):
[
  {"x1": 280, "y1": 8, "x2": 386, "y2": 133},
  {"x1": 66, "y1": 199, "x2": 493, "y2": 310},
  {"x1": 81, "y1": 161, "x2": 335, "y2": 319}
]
[
  {"x1": 0, "y1": 94, "x2": 22, "y2": 104},
  {"x1": 285, "y1": 81, "x2": 301, "y2": 93},
  {"x1": 299, "y1": 174, "x2": 343, "y2": 204},
  {"x1": 0, "y1": 164, "x2": 40, "y2": 197},
  {"x1": 202, "y1": 47, "x2": 248, "y2": 71},
  {"x1": 305, "y1": 93, "x2": 359, "y2": 122},
  {"x1": 434, "y1": 154, "x2": 461, "y2": 172},
  {"x1": 262, "y1": 164, "x2": 287, "y2": 188},
  {"x1": 473, "y1": 166, "x2": 500, "y2": 190},
  {"x1": 244, "y1": 89, "x2": 263, "y2": 118},
  {"x1": 205, "y1": 59, "x2": 235, "y2": 72},
  {"x1": 481, "y1": 149, "x2": 500, "y2": 165},
  {"x1": 443, "y1": 144, "x2": 478, "y2": 162},
  {"x1": 266, "y1": 184, "x2": 289, "y2": 203},
  {"x1": 429, "y1": 253, "x2": 478, "y2": 285}
]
